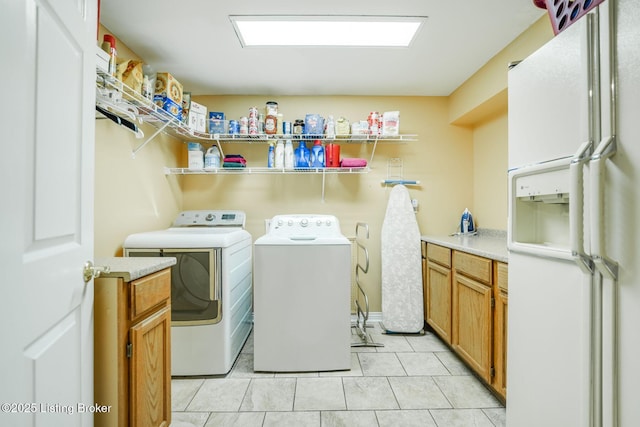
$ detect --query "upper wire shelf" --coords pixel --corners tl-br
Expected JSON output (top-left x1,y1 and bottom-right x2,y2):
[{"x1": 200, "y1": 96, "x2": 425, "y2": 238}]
[{"x1": 96, "y1": 70, "x2": 417, "y2": 156}]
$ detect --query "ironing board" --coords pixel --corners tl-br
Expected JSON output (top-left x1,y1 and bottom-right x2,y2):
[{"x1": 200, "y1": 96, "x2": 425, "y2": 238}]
[{"x1": 380, "y1": 184, "x2": 424, "y2": 333}]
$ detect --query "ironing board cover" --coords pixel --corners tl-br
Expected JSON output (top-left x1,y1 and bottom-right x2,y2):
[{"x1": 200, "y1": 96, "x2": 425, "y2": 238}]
[{"x1": 380, "y1": 185, "x2": 424, "y2": 333}]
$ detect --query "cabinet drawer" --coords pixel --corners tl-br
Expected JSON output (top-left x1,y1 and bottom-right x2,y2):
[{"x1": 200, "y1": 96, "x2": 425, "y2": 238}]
[
  {"x1": 130, "y1": 268, "x2": 171, "y2": 319},
  {"x1": 496, "y1": 262, "x2": 508, "y2": 292},
  {"x1": 454, "y1": 251, "x2": 492, "y2": 284},
  {"x1": 427, "y1": 244, "x2": 451, "y2": 268}
]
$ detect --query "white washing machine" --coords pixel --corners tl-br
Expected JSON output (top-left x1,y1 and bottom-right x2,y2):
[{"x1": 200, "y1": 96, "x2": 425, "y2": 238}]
[
  {"x1": 253, "y1": 214, "x2": 351, "y2": 372},
  {"x1": 123, "y1": 210, "x2": 252, "y2": 376}
]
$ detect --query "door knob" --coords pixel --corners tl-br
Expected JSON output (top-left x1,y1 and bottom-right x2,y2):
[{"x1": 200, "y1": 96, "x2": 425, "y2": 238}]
[{"x1": 83, "y1": 261, "x2": 111, "y2": 283}]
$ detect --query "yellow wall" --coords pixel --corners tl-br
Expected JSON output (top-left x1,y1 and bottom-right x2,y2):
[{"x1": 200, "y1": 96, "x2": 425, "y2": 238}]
[
  {"x1": 472, "y1": 110, "x2": 509, "y2": 229},
  {"x1": 93, "y1": 17, "x2": 555, "y2": 309},
  {"x1": 94, "y1": 122, "x2": 183, "y2": 256},
  {"x1": 183, "y1": 95, "x2": 473, "y2": 311},
  {"x1": 449, "y1": 16, "x2": 553, "y2": 126},
  {"x1": 95, "y1": 26, "x2": 183, "y2": 256},
  {"x1": 447, "y1": 16, "x2": 553, "y2": 230}
]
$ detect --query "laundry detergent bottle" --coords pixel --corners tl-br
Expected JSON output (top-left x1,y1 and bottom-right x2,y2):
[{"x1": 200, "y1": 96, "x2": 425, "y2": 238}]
[
  {"x1": 310, "y1": 139, "x2": 325, "y2": 168},
  {"x1": 204, "y1": 145, "x2": 220, "y2": 170},
  {"x1": 294, "y1": 140, "x2": 310, "y2": 168},
  {"x1": 284, "y1": 140, "x2": 294, "y2": 169}
]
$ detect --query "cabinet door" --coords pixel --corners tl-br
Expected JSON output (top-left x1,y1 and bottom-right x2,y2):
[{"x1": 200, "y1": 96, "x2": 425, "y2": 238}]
[
  {"x1": 422, "y1": 251, "x2": 427, "y2": 323},
  {"x1": 453, "y1": 273, "x2": 492, "y2": 382},
  {"x1": 426, "y1": 260, "x2": 452, "y2": 344},
  {"x1": 493, "y1": 289, "x2": 508, "y2": 399},
  {"x1": 130, "y1": 306, "x2": 172, "y2": 427}
]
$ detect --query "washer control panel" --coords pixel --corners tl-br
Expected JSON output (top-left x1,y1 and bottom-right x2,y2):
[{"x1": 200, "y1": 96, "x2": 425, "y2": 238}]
[
  {"x1": 267, "y1": 214, "x2": 342, "y2": 238},
  {"x1": 173, "y1": 210, "x2": 246, "y2": 228}
]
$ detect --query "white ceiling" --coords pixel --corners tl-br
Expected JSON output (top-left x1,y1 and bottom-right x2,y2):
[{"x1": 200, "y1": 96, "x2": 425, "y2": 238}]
[{"x1": 100, "y1": 0, "x2": 546, "y2": 97}]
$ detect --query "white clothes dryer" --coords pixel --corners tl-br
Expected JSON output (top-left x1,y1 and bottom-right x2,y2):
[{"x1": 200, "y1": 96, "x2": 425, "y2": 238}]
[
  {"x1": 253, "y1": 214, "x2": 351, "y2": 372},
  {"x1": 123, "y1": 210, "x2": 252, "y2": 376}
]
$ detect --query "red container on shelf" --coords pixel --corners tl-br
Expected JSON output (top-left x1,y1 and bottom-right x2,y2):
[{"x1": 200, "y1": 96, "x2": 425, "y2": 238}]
[{"x1": 325, "y1": 143, "x2": 341, "y2": 167}]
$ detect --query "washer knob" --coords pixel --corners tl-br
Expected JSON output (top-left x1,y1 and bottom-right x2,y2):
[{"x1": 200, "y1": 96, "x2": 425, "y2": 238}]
[
  {"x1": 326, "y1": 219, "x2": 332, "y2": 226},
  {"x1": 205, "y1": 213, "x2": 215, "y2": 221},
  {"x1": 317, "y1": 219, "x2": 322, "y2": 226},
  {"x1": 287, "y1": 219, "x2": 294, "y2": 226},
  {"x1": 301, "y1": 218, "x2": 309, "y2": 227}
]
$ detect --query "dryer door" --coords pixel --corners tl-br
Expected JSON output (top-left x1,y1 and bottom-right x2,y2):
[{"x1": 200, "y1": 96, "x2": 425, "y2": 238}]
[{"x1": 125, "y1": 248, "x2": 222, "y2": 325}]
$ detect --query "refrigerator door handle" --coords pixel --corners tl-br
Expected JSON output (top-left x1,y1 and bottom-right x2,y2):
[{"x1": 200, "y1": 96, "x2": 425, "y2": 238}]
[
  {"x1": 570, "y1": 140, "x2": 595, "y2": 273},
  {"x1": 590, "y1": 135, "x2": 619, "y2": 280}
]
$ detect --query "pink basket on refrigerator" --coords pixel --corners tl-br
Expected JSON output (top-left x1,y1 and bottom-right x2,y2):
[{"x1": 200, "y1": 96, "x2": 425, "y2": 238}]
[{"x1": 534, "y1": 0, "x2": 606, "y2": 35}]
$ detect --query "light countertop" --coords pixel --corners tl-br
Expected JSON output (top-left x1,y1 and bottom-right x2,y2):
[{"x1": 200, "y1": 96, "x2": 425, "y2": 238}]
[
  {"x1": 421, "y1": 229, "x2": 508, "y2": 263},
  {"x1": 94, "y1": 256, "x2": 176, "y2": 282}
]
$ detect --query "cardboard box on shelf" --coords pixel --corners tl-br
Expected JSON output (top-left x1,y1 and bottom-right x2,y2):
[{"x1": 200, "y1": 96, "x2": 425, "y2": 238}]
[
  {"x1": 209, "y1": 112, "x2": 226, "y2": 134},
  {"x1": 155, "y1": 72, "x2": 183, "y2": 105},
  {"x1": 188, "y1": 101, "x2": 207, "y2": 133},
  {"x1": 154, "y1": 72, "x2": 184, "y2": 120}
]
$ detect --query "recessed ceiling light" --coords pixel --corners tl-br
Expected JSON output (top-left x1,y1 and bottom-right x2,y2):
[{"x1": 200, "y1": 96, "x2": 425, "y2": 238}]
[{"x1": 229, "y1": 15, "x2": 426, "y2": 47}]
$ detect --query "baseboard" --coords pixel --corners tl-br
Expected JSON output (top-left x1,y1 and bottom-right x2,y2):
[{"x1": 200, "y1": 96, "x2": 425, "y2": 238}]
[
  {"x1": 351, "y1": 312, "x2": 383, "y2": 324},
  {"x1": 248, "y1": 312, "x2": 383, "y2": 324}
]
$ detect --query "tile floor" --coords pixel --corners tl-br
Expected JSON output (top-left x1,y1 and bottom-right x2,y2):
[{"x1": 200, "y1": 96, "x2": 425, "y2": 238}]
[{"x1": 170, "y1": 323, "x2": 506, "y2": 427}]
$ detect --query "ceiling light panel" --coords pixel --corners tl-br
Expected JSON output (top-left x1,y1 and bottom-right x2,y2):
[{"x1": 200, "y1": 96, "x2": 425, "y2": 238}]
[{"x1": 230, "y1": 15, "x2": 426, "y2": 47}]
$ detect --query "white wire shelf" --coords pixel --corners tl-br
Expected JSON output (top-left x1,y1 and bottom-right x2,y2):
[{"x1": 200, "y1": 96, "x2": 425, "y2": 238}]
[
  {"x1": 96, "y1": 71, "x2": 417, "y2": 156},
  {"x1": 164, "y1": 166, "x2": 370, "y2": 175},
  {"x1": 201, "y1": 133, "x2": 418, "y2": 143}
]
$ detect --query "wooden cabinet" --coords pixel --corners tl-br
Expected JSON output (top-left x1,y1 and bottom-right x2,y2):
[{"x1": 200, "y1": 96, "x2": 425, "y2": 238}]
[
  {"x1": 452, "y1": 251, "x2": 493, "y2": 382},
  {"x1": 421, "y1": 241, "x2": 508, "y2": 401},
  {"x1": 492, "y1": 262, "x2": 508, "y2": 398},
  {"x1": 423, "y1": 243, "x2": 453, "y2": 344},
  {"x1": 95, "y1": 268, "x2": 172, "y2": 427}
]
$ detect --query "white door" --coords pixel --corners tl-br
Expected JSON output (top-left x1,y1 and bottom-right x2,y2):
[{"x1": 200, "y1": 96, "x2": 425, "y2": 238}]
[{"x1": 0, "y1": 0, "x2": 97, "y2": 426}]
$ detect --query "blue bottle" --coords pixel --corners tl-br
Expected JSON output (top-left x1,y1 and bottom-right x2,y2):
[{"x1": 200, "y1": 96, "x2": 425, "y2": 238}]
[
  {"x1": 294, "y1": 140, "x2": 310, "y2": 168},
  {"x1": 310, "y1": 139, "x2": 325, "y2": 168},
  {"x1": 267, "y1": 143, "x2": 275, "y2": 168}
]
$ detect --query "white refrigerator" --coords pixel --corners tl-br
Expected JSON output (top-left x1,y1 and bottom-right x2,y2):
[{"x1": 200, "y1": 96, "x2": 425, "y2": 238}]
[{"x1": 507, "y1": 1, "x2": 640, "y2": 426}]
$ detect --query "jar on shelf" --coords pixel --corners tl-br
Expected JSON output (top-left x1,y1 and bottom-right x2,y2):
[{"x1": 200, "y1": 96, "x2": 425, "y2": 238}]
[{"x1": 266, "y1": 101, "x2": 278, "y2": 116}]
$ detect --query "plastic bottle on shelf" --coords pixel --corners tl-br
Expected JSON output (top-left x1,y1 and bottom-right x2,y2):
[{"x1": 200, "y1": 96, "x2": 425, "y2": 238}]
[
  {"x1": 325, "y1": 115, "x2": 336, "y2": 139},
  {"x1": 267, "y1": 143, "x2": 275, "y2": 168},
  {"x1": 265, "y1": 114, "x2": 277, "y2": 135},
  {"x1": 141, "y1": 64, "x2": 155, "y2": 100},
  {"x1": 277, "y1": 113, "x2": 284, "y2": 135},
  {"x1": 274, "y1": 140, "x2": 284, "y2": 169},
  {"x1": 204, "y1": 145, "x2": 221, "y2": 170},
  {"x1": 101, "y1": 34, "x2": 117, "y2": 77},
  {"x1": 310, "y1": 139, "x2": 325, "y2": 168},
  {"x1": 294, "y1": 140, "x2": 310, "y2": 168},
  {"x1": 284, "y1": 140, "x2": 294, "y2": 169}
]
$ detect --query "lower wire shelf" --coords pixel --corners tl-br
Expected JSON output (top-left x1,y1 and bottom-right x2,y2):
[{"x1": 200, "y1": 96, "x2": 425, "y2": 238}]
[{"x1": 164, "y1": 166, "x2": 370, "y2": 175}]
